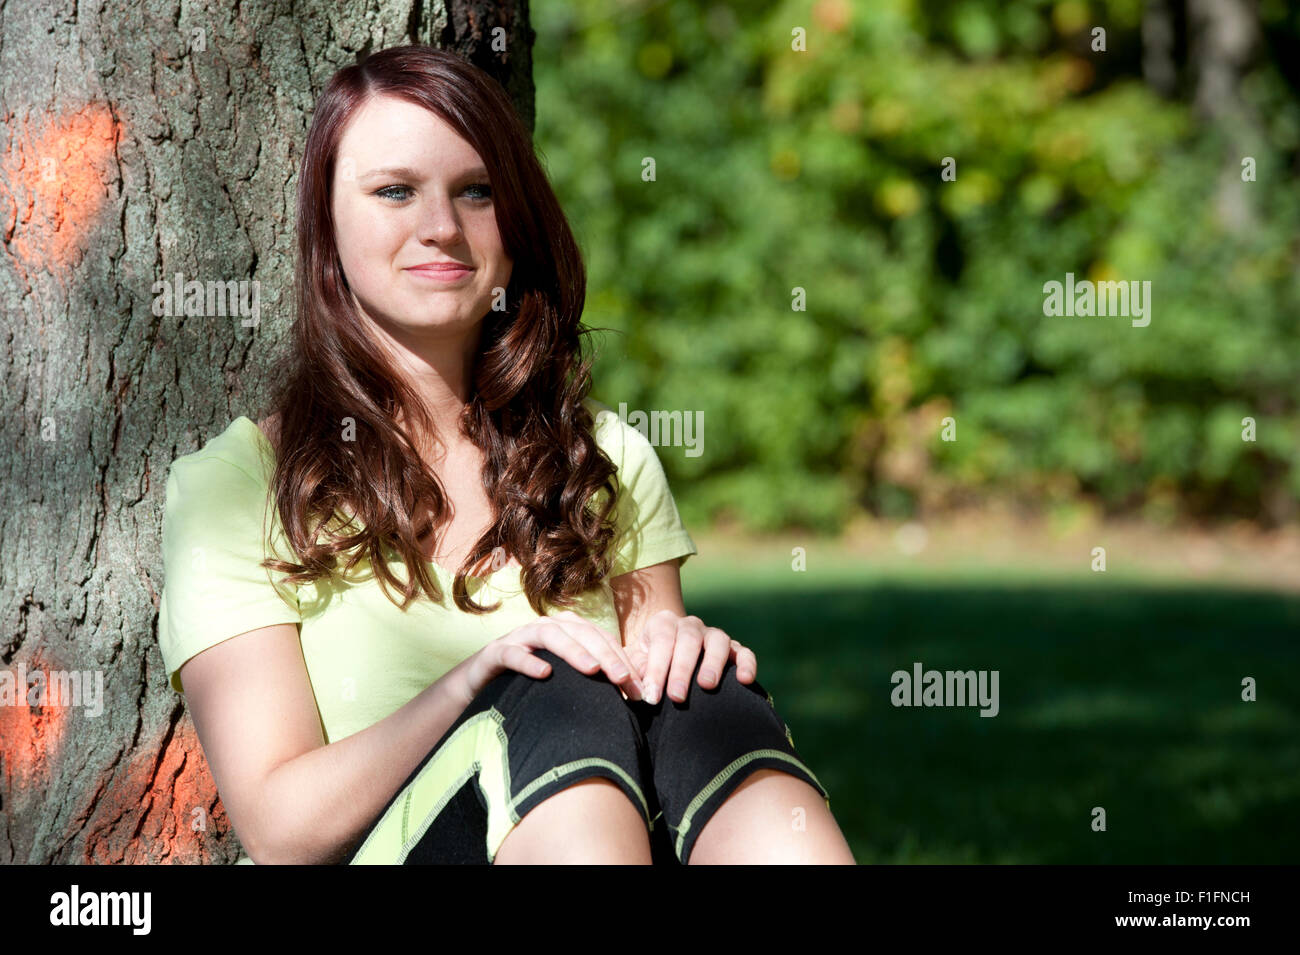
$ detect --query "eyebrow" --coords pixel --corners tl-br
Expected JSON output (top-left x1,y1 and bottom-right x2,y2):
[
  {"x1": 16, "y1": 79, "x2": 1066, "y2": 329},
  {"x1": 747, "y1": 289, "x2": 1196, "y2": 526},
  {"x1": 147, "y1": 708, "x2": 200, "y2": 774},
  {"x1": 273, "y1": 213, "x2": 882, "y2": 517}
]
[{"x1": 357, "y1": 164, "x2": 489, "y2": 182}]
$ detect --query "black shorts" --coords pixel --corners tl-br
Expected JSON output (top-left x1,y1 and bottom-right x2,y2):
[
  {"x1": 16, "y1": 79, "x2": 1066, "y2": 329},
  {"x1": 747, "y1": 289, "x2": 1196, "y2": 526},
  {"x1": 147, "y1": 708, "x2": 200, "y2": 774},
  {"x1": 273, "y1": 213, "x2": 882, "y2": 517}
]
[{"x1": 344, "y1": 647, "x2": 831, "y2": 865}]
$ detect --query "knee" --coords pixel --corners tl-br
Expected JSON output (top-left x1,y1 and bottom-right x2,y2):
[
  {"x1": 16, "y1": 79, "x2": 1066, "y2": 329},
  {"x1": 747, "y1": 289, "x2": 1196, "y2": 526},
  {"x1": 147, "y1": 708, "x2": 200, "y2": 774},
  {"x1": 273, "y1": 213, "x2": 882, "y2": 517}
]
[
  {"x1": 677, "y1": 657, "x2": 774, "y2": 715},
  {"x1": 654, "y1": 660, "x2": 788, "y2": 742},
  {"x1": 488, "y1": 650, "x2": 653, "y2": 847},
  {"x1": 511, "y1": 647, "x2": 633, "y2": 722},
  {"x1": 528, "y1": 647, "x2": 618, "y2": 691}
]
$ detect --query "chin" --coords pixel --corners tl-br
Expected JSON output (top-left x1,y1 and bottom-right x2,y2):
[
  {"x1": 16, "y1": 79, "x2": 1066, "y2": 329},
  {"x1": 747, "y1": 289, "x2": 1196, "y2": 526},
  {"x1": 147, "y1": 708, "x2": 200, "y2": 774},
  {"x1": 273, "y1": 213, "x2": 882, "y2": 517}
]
[{"x1": 405, "y1": 312, "x2": 478, "y2": 333}]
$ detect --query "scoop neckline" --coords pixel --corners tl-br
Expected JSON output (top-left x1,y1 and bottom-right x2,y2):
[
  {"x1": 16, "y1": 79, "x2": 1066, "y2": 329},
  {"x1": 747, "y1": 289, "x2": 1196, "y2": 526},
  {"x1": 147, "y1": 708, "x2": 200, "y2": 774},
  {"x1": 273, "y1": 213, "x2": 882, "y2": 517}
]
[{"x1": 232, "y1": 415, "x2": 520, "y2": 584}]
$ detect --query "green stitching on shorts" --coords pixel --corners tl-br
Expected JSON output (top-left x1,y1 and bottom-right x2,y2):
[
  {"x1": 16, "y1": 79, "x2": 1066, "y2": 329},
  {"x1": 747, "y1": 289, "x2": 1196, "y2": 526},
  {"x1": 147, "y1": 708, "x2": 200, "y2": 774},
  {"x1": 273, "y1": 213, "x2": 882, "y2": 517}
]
[
  {"x1": 398, "y1": 764, "x2": 477, "y2": 861},
  {"x1": 511, "y1": 757, "x2": 653, "y2": 830},
  {"x1": 351, "y1": 708, "x2": 656, "y2": 864},
  {"x1": 673, "y1": 749, "x2": 830, "y2": 862},
  {"x1": 350, "y1": 709, "x2": 507, "y2": 863},
  {"x1": 401, "y1": 709, "x2": 516, "y2": 863}
]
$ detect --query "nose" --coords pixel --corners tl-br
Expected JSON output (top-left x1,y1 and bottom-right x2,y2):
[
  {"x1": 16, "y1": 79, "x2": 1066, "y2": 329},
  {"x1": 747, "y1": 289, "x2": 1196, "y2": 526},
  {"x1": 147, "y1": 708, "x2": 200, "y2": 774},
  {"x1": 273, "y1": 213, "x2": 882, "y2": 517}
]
[{"x1": 415, "y1": 191, "x2": 465, "y2": 246}]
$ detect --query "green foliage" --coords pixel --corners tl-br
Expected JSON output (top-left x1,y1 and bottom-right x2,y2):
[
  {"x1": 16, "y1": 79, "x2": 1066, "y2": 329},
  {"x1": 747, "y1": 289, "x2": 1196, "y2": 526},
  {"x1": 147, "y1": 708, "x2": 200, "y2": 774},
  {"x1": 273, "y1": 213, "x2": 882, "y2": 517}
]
[{"x1": 534, "y1": 1, "x2": 1300, "y2": 532}]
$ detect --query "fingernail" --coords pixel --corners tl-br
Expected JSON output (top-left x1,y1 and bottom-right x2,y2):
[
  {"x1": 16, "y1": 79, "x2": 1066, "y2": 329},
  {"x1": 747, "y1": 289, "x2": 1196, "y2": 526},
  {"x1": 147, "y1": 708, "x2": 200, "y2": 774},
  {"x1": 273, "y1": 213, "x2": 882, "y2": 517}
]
[
  {"x1": 644, "y1": 685, "x2": 658, "y2": 704},
  {"x1": 611, "y1": 666, "x2": 628, "y2": 680},
  {"x1": 671, "y1": 681, "x2": 687, "y2": 700},
  {"x1": 700, "y1": 668, "x2": 717, "y2": 685}
]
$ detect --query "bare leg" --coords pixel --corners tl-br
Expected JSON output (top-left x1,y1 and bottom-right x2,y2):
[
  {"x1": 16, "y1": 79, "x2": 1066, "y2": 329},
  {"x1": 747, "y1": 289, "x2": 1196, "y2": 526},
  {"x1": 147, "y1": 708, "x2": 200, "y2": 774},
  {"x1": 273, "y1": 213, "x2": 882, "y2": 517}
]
[
  {"x1": 688, "y1": 769, "x2": 856, "y2": 864},
  {"x1": 493, "y1": 777, "x2": 654, "y2": 864}
]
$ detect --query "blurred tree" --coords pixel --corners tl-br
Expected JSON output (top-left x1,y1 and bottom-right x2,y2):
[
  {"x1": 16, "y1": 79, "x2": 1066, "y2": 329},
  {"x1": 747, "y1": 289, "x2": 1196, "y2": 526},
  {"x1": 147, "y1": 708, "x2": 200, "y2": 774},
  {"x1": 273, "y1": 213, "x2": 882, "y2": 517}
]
[{"x1": 536, "y1": 0, "x2": 1300, "y2": 533}]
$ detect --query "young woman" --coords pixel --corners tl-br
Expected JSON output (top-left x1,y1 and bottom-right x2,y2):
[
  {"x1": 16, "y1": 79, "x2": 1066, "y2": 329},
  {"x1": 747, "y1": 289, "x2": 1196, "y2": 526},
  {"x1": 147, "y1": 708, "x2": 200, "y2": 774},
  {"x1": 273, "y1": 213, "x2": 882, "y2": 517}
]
[{"x1": 157, "y1": 44, "x2": 854, "y2": 865}]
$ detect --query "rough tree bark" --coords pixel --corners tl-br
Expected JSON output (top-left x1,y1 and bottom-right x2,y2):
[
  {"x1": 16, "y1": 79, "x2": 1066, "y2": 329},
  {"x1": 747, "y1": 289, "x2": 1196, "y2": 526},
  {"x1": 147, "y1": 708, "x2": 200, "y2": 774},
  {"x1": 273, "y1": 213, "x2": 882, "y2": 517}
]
[{"x1": 0, "y1": 0, "x2": 534, "y2": 864}]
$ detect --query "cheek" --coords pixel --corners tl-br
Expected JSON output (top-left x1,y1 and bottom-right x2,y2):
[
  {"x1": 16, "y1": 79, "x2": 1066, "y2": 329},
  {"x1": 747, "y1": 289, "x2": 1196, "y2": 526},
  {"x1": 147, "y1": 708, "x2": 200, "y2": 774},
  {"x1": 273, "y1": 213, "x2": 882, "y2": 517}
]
[
  {"x1": 334, "y1": 203, "x2": 402, "y2": 288},
  {"x1": 470, "y1": 221, "x2": 511, "y2": 282}
]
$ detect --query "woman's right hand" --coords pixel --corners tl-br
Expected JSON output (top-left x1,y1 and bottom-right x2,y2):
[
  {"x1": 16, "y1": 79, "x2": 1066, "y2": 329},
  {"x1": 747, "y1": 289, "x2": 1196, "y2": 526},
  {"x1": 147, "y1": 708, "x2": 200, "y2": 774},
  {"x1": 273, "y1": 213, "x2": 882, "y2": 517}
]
[{"x1": 452, "y1": 610, "x2": 646, "y2": 706}]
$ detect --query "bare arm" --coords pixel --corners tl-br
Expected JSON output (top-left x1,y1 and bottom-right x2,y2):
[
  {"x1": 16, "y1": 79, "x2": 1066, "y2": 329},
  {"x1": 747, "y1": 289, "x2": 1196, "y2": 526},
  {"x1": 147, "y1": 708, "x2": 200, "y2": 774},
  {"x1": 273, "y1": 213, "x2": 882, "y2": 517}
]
[
  {"x1": 610, "y1": 557, "x2": 688, "y2": 648},
  {"x1": 180, "y1": 622, "x2": 478, "y2": 865}
]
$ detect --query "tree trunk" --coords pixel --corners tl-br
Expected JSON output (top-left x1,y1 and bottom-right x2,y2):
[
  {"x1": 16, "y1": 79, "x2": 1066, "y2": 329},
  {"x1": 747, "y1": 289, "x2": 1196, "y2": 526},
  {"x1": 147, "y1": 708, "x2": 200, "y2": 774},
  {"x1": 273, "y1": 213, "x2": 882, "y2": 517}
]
[
  {"x1": 0, "y1": 0, "x2": 534, "y2": 864},
  {"x1": 1188, "y1": 0, "x2": 1264, "y2": 233},
  {"x1": 1141, "y1": 0, "x2": 1179, "y2": 98}
]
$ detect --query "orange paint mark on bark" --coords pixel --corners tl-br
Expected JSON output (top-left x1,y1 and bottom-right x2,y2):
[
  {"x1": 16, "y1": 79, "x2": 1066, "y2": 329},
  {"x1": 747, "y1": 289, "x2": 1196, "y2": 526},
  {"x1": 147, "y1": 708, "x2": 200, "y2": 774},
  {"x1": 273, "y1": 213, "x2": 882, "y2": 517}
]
[
  {"x1": 156, "y1": 719, "x2": 228, "y2": 860},
  {"x1": 0, "y1": 655, "x2": 232, "y2": 862},
  {"x1": 0, "y1": 656, "x2": 72, "y2": 795},
  {"x1": 0, "y1": 102, "x2": 120, "y2": 271},
  {"x1": 81, "y1": 715, "x2": 226, "y2": 863}
]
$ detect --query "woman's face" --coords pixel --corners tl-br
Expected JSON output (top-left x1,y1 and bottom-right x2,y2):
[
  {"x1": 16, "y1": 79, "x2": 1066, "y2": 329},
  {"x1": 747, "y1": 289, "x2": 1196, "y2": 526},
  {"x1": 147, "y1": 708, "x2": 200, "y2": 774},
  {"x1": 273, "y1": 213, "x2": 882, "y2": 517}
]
[{"x1": 331, "y1": 93, "x2": 512, "y2": 348}]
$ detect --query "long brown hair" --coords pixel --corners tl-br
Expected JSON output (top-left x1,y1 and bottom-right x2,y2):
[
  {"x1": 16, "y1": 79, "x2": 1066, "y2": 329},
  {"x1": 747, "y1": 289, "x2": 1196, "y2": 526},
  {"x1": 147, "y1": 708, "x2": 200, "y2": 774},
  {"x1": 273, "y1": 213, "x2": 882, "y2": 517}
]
[{"x1": 259, "y1": 44, "x2": 619, "y2": 617}]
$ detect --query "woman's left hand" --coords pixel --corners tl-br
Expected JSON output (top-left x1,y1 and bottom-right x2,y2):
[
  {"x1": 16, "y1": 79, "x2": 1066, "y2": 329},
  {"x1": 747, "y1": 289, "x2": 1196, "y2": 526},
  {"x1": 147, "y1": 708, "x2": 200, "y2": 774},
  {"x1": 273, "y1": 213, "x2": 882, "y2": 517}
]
[{"x1": 628, "y1": 610, "x2": 757, "y2": 705}]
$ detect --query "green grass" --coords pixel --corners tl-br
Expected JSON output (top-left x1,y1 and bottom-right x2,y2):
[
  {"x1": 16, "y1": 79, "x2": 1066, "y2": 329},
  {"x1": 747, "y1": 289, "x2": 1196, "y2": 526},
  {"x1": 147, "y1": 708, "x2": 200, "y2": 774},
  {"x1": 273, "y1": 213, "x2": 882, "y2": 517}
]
[{"x1": 681, "y1": 562, "x2": 1300, "y2": 863}]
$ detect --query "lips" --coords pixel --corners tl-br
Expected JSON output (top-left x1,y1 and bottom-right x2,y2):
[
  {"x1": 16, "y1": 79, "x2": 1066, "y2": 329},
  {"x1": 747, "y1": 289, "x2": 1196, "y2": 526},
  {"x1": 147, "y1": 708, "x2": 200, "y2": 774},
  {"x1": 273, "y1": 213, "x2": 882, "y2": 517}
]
[
  {"x1": 408, "y1": 262, "x2": 473, "y2": 271},
  {"x1": 406, "y1": 262, "x2": 474, "y2": 282}
]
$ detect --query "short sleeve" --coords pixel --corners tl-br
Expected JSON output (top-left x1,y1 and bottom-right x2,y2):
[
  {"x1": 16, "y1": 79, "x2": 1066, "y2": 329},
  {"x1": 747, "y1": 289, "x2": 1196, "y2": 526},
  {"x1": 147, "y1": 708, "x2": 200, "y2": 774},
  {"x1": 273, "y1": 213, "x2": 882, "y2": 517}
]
[
  {"x1": 604, "y1": 418, "x2": 699, "y2": 579},
  {"x1": 157, "y1": 454, "x2": 301, "y2": 695}
]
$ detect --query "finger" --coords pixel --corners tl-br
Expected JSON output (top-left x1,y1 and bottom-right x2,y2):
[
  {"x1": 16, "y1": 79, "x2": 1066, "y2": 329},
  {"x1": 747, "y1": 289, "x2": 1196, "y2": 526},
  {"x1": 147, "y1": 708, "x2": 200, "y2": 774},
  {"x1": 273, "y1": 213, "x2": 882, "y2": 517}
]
[
  {"x1": 697, "y1": 627, "x2": 732, "y2": 689},
  {"x1": 624, "y1": 640, "x2": 649, "y2": 683},
  {"x1": 551, "y1": 610, "x2": 641, "y2": 679},
  {"x1": 530, "y1": 621, "x2": 603, "y2": 676},
  {"x1": 591, "y1": 623, "x2": 643, "y2": 688},
  {"x1": 731, "y1": 640, "x2": 757, "y2": 682},
  {"x1": 563, "y1": 618, "x2": 641, "y2": 692},
  {"x1": 501, "y1": 642, "x2": 551, "y2": 679},
  {"x1": 640, "y1": 614, "x2": 679, "y2": 705},
  {"x1": 548, "y1": 617, "x2": 645, "y2": 700},
  {"x1": 665, "y1": 618, "x2": 705, "y2": 703}
]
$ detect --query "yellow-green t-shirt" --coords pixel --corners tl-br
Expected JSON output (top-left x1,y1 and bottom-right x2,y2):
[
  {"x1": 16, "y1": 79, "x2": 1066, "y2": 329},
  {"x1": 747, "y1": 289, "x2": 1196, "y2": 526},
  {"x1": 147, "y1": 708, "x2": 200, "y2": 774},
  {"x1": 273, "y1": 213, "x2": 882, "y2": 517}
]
[{"x1": 157, "y1": 396, "x2": 697, "y2": 861}]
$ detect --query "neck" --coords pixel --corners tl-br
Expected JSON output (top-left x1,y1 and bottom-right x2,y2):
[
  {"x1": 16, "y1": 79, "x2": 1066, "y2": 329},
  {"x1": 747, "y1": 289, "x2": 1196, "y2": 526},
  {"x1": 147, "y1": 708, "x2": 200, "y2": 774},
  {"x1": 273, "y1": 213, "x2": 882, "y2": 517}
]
[{"x1": 362, "y1": 309, "x2": 485, "y2": 450}]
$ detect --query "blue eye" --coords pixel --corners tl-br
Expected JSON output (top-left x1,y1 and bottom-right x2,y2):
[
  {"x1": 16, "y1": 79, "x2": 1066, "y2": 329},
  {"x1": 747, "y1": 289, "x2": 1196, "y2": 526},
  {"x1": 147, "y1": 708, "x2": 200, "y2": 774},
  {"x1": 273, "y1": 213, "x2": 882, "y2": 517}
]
[{"x1": 373, "y1": 183, "x2": 492, "y2": 203}]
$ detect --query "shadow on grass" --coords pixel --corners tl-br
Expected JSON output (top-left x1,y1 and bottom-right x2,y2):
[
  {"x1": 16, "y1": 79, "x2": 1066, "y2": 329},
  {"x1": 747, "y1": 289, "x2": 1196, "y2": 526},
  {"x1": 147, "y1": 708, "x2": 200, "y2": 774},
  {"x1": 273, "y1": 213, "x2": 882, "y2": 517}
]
[{"x1": 686, "y1": 576, "x2": 1300, "y2": 863}]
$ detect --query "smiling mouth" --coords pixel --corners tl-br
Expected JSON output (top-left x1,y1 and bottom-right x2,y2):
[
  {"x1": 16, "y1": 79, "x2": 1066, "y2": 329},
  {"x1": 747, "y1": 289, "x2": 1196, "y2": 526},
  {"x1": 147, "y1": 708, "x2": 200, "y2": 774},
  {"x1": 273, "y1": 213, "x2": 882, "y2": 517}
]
[{"x1": 406, "y1": 265, "x2": 474, "y2": 282}]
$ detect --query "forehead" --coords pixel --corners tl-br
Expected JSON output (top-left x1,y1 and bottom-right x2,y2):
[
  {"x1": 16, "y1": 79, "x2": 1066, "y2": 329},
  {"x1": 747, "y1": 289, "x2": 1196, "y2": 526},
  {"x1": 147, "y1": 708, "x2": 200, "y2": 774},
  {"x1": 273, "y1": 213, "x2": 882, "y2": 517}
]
[{"x1": 337, "y1": 93, "x2": 482, "y2": 171}]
